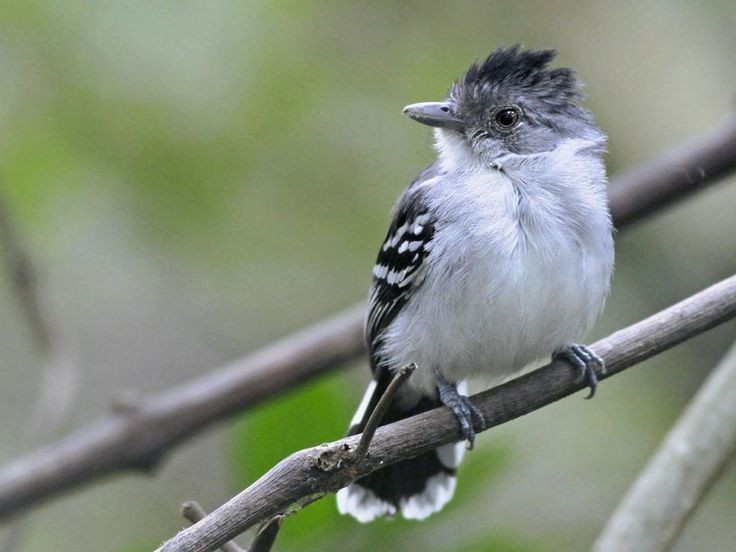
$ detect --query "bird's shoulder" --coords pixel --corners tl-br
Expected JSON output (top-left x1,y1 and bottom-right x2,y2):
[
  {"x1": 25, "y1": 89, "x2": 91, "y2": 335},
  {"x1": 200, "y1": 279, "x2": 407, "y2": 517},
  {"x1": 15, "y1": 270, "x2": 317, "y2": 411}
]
[{"x1": 366, "y1": 163, "x2": 444, "y2": 357}]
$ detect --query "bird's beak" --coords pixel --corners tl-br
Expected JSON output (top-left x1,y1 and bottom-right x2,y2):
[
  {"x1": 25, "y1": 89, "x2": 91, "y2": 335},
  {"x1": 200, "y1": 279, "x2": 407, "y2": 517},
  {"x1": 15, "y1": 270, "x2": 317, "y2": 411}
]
[{"x1": 402, "y1": 101, "x2": 465, "y2": 131}]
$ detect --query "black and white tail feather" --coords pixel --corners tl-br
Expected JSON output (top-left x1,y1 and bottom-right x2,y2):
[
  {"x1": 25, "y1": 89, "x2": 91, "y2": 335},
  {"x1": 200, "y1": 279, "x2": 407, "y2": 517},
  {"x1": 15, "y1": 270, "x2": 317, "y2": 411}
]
[
  {"x1": 337, "y1": 164, "x2": 466, "y2": 522},
  {"x1": 336, "y1": 373, "x2": 467, "y2": 521}
]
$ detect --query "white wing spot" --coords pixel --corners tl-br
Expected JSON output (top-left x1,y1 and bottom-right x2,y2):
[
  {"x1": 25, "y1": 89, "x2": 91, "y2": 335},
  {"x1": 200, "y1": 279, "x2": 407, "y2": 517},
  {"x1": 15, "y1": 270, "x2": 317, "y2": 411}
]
[
  {"x1": 407, "y1": 240, "x2": 423, "y2": 252},
  {"x1": 384, "y1": 222, "x2": 410, "y2": 251},
  {"x1": 372, "y1": 264, "x2": 388, "y2": 279}
]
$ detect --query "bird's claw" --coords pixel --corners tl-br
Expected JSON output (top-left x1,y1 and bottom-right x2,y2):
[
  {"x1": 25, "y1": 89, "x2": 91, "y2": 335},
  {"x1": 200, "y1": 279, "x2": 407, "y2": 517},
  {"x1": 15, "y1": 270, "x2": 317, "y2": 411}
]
[
  {"x1": 436, "y1": 376, "x2": 486, "y2": 449},
  {"x1": 553, "y1": 343, "x2": 606, "y2": 399}
]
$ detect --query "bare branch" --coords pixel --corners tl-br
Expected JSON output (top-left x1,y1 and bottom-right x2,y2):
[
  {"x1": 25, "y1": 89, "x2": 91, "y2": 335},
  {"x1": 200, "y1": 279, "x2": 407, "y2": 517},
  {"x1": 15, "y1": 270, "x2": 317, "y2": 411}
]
[
  {"x1": 352, "y1": 363, "x2": 415, "y2": 461},
  {"x1": 248, "y1": 516, "x2": 283, "y2": 552},
  {"x1": 608, "y1": 115, "x2": 736, "y2": 227},
  {"x1": 0, "y1": 116, "x2": 735, "y2": 521},
  {"x1": 593, "y1": 341, "x2": 736, "y2": 552},
  {"x1": 181, "y1": 502, "x2": 282, "y2": 552},
  {"x1": 181, "y1": 502, "x2": 245, "y2": 552},
  {"x1": 0, "y1": 186, "x2": 79, "y2": 552},
  {"x1": 0, "y1": 304, "x2": 364, "y2": 520},
  {"x1": 157, "y1": 274, "x2": 736, "y2": 552},
  {"x1": 0, "y1": 191, "x2": 78, "y2": 436},
  {"x1": 0, "y1": 189, "x2": 51, "y2": 351}
]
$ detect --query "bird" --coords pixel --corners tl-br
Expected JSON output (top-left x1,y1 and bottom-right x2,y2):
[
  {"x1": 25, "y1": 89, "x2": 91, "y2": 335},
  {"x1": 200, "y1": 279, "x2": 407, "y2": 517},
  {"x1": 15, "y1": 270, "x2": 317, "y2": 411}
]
[{"x1": 336, "y1": 45, "x2": 614, "y2": 523}]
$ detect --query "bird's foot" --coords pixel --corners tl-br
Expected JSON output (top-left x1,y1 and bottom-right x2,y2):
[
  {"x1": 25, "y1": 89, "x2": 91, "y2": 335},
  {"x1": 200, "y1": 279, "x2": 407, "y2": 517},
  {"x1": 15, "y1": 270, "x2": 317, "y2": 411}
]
[
  {"x1": 553, "y1": 343, "x2": 606, "y2": 399},
  {"x1": 436, "y1": 375, "x2": 485, "y2": 450}
]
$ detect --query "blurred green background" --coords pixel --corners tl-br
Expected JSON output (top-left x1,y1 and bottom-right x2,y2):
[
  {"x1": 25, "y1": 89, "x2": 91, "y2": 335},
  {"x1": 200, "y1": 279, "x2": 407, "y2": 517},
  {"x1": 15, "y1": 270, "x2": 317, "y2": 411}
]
[{"x1": 0, "y1": 1, "x2": 735, "y2": 551}]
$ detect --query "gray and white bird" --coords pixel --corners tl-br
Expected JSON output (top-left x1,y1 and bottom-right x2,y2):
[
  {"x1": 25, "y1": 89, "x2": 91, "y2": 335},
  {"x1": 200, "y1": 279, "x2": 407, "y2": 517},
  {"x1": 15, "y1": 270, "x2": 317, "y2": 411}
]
[{"x1": 337, "y1": 46, "x2": 614, "y2": 522}]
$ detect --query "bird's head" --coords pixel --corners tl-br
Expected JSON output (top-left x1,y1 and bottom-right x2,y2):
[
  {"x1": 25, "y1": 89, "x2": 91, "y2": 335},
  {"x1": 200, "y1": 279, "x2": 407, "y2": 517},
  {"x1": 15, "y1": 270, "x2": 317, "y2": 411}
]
[{"x1": 403, "y1": 46, "x2": 604, "y2": 170}]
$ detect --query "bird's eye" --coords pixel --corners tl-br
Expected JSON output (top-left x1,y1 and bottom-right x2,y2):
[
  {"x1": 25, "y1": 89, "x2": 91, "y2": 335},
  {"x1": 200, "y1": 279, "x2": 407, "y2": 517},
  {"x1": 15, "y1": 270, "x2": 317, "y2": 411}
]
[{"x1": 494, "y1": 106, "x2": 521, "y2": 129}]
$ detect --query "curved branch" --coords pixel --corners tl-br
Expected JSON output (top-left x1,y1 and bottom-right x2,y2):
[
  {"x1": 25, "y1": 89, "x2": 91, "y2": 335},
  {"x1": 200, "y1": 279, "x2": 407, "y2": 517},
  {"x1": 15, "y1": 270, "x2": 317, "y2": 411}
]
[
  {"x1": 158, "y1": 274, "x2": 736, "y2": 552},
  {"x1": 593, "y1": 341, "x2": 736, "y2": 552},
  {"x1": 0, "y1": 189, "x2": 51, "y2": 350},
  {"x1": 181, "y1": 502, "x2": 245, "y2": 552},
  {"x1": 0, "y1": 117, "x2": 735, "y2": 521},
  {"x1": 608, "y1": 115, "x2": 736, "y2": 227},
  {"x1": 0, "y1": 305, "x2": 364, "y2": 519},
  {"x1": 0, "y1": 184, "x2": 80, "y2": 552}
]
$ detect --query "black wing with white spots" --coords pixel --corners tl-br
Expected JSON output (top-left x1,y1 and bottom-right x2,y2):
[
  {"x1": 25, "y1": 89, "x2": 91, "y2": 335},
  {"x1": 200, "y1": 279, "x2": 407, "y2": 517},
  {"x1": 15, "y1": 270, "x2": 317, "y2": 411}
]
[{"x1": 366, "y1": 164, "x2": 440, "y2": 371}]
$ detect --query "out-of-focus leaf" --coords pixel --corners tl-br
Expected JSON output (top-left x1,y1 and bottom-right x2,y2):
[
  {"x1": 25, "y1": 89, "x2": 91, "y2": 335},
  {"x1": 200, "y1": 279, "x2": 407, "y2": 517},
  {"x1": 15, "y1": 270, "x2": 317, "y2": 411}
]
[
  {"x1": 2, "y1": 122, "x2": 89, "y2": 228},
  {"x1": 452, "y1": 532, "x2": 542, "y2": 552},
  {"x1": 445, "y1": 436, "x2": 511, "y2": 514}
]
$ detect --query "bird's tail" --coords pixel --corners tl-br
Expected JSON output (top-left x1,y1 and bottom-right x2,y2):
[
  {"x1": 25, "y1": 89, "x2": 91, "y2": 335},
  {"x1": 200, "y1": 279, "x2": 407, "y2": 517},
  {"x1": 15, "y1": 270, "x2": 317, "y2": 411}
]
[{"x1": 336, "y1": 375, "x2": 466, "y2": 522}]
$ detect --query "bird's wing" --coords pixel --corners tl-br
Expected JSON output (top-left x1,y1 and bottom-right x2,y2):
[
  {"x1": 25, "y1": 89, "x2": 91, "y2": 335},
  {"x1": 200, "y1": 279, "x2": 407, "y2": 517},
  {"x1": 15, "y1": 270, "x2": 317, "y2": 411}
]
[{"x1": 366, "y1": 163, "x2": 441, "y2": 374}]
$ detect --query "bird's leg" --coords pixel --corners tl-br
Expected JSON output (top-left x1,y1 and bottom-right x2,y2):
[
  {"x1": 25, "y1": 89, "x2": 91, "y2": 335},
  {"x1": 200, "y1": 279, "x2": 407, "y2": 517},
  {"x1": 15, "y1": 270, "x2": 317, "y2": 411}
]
[
  {"x1": 435, "y1": 374, "x2": 486, "y2": 450},
  {"x1": 552, "y1": 343, "x2": 606, "y2": 399}
]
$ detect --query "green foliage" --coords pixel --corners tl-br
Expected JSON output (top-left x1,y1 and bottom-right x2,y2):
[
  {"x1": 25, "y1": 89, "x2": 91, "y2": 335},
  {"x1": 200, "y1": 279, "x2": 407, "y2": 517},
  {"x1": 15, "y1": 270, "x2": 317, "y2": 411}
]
[
  {"x1": 119, "y1": 541, "x2": 163, "y2": 552},
  {"x1": 446, "y1": 438, "x2": 510, "y2": 514},
  {"x1": 452, "y1": 532, "x2": 541, "y2": 552}
]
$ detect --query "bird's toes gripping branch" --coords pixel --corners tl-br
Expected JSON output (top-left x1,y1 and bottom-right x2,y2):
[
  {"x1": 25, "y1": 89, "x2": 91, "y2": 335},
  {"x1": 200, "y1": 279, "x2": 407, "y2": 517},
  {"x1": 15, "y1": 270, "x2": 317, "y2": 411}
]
[
  {"x1": 436, "y1": 374, "x2": 486, "y2": 450},
  {"x1": 553, "y1": 343, "x2": 606, "y2": 399}
]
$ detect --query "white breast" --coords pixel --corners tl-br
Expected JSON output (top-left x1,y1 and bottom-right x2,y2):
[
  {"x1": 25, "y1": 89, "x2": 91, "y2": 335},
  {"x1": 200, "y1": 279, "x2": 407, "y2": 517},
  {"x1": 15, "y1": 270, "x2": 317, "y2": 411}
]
[{"x1": 380, "y1": 139, "x2": 614, "y2": 401}]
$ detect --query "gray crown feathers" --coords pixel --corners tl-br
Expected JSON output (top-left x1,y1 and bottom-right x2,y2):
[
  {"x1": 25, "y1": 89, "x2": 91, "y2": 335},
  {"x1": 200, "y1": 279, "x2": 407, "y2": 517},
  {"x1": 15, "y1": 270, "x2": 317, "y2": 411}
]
[{"x1": 451, "y1": 45, "x2": 586, "y2": 116}]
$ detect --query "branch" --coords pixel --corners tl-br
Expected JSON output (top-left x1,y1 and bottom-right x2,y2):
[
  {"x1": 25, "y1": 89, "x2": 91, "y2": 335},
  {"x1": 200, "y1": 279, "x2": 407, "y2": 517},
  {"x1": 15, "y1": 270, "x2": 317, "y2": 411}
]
[
  {"x1": 247, "y1": 516, "x2": 283, "y2": 552},
  {"x1": 157, "y1": 274, "x2": 736, "y2": 552},
  {"x1": 0, "y1": 188, "x2": 78, "y2": 443},
  {"x1": 176, "y1": 365, "x2": 414, "y2": 552},
  {"x1": 608, "y1": 115, "x2": 736, "y2": 227},
  {"x1": 181, "y1": 502, "x2": 245, "y2": 552},
  {"x1": 0, "y1": 305, "x2": 364, "y2": 520},
  {"x1": 180, "y1": 502, "x2": 282, "y2": 552},
  {"x1": 0, "y1": 189, "x2": 51, "y2": 350},
  {"x1": 0, "y1": 186, "x2": 80, "y2": 552},
  {"x1": 0, "y1": 116, "x2": 735, "y2": 521},
  {"x1": 351, "y1": 363, "x2": 415, "y2": 461},
  {"x1": 593, "y1": 341, "x2": 736, "y2": 552}
]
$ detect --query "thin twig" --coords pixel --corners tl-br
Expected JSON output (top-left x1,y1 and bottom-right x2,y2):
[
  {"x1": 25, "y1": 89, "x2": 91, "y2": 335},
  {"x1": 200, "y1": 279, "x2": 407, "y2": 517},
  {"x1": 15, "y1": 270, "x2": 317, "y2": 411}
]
[
  {"x1": 181, "y1": 502, "x2": 245, "y2": 552},
  {"x1": 0, "y1": 186, "x2": 79, "y2": 552},
  {"x1": 248, "y1": 516, "x2": 283, "y2": 552},
  {"x1": 0, "y1": 189, "x2": 51, "y2": 351},
  {"x1": 181, "y1": 502, "x2": 282, "y2": 552},
  {"x1": 0, "y1": 116, "x2": 735, "y2": 521},
  {"x1": 157, "y1": 274, "x2": 736, "y2": 552},
  {"x1": 351, "y1": 363, "x2": 415, "y2": 461},
  {"x1": 593, "y1": 341, "x2": 736, "y2": 552},
  {"x1": 608, "y1": 115, "x2": 736, "y2": 227}
]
